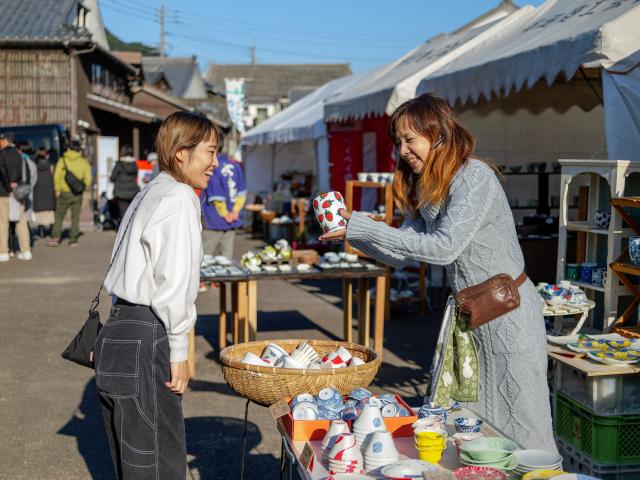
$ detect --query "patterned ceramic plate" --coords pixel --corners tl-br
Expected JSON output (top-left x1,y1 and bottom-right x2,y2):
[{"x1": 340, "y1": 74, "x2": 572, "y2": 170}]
[
  {"x1": 577, "y1": 339, "x2": 610, "y2": 350},
  {"x1": 454, "y1": 466, "x2": 507, "y2": 480},
  {"x1": 587, "y1": 351, "x2": 640, "y2": 365},
  {"x1": 565, "y1": 343, "x2": 596, "y2": 353}
]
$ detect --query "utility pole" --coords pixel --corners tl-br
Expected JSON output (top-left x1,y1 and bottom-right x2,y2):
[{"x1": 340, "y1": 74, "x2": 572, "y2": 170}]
[
  {"x1": 251, "y1": 40, "x2": 256, "y2": 65},
  {"x1": 159, "y1": 3, "x2": 165, "y2": 58}
]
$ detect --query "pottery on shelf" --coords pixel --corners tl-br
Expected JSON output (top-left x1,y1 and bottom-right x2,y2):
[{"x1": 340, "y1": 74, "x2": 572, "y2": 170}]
[
  {"x1": 630, "y1": 236, "x2": 640, "y2": 266},
  {"x1": 541, "y1": 284, "x2": 572, "y2": 307}
]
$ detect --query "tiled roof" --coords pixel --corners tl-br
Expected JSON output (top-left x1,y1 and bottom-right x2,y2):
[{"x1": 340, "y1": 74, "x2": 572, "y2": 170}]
[
  {"x1": 0, "y1": 0, "x2": 91, "y2": 44},
  {"x1": 205, "y1": 63, "x2": 352, "y2": 104},
  {"x1": 142, "y1": 56, "x2": 202, "y2": 98}
]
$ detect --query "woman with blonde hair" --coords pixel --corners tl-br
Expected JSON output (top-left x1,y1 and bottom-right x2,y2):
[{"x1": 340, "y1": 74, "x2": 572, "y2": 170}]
[
  {"x1": 95, "y1": 111, "x2": 219, "y2": 479},
  {"x1": 323, "y1": 93, "x2": 556, "y2": 452}
]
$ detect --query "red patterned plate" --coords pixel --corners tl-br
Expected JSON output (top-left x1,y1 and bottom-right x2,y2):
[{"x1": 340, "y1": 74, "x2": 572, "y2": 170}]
[{"x1": 454, "y1": 466, "x2": 508, "y2": 480}]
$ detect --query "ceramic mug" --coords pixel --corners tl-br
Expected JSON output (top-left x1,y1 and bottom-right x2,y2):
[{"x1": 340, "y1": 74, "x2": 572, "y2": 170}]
[
  {"x1": 592, "y1": 266, "x2": 607, "y2": 287},
  {"x1": 565, "y1": 263, "x2": 580, "y2": 281},
  {"x1": 594, "y1": 209, "x2": 611, "y2": 230},
  {"x1": 630, "y1": 236, "x2": 640, "y2": 266},
  {"x1": 313, "y1": 191, "x2": 348, "y2": 234},
  {"x1": 580, "y1": 263, "x2": 597, "y2": 284}
]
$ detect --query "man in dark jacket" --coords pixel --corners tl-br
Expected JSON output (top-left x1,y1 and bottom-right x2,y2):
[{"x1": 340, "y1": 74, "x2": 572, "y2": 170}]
[
  {"x1": 0, "y1": 132, "x2": 31, "y2": 262},
  {"x1": 110, "y1": 145, "x2": 139, "y2": 225}
]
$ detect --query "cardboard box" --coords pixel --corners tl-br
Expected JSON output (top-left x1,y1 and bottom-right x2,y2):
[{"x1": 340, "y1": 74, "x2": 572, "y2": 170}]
[{"x1": 282, "y1": 394, "x2": 417, "y2": 441}]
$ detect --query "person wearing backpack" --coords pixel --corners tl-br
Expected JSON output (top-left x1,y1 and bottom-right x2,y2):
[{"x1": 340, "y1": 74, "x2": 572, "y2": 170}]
[{"x1": 47, "y1": 137, "x2": 91, "y2": 247}]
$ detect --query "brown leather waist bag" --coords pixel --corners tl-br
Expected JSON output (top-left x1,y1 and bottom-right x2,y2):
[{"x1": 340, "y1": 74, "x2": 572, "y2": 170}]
[{"x1": 455, "y1": 272, "x2": 528, "y2": 330}]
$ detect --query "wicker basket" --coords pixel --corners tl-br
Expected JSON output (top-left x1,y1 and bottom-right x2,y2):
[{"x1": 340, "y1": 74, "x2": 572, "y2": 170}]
[{"x1": 220, "y1": 339, "x2": 380, "y2": 406}]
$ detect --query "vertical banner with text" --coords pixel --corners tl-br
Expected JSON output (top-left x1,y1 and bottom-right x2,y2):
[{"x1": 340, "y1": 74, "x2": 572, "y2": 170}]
[{"x1": 225, "y1": 78, "x2": 246, "y2": 134}]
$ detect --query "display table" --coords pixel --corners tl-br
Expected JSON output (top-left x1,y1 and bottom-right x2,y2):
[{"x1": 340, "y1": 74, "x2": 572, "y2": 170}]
[
  {"x1": 276, "y1": 407, "x2": 521, "y2": 480},
  {"x1": 543, "y1": 300, "x2": 596, "y2": 335},
  {"x1": 194, "y1": 262, "x2": 388, "y2": 379},
  {"x1": 547, "y1": 344, "x2": 640, "y2": 376}
]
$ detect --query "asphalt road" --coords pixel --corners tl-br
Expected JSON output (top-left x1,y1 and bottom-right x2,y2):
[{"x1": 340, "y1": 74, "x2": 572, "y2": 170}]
[{"x1": 0, "y1": 230, "x2": 441, "y2": 479}]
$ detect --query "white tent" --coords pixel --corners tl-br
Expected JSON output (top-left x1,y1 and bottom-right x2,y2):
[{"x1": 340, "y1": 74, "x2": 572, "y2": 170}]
[
  {"x1": 323, "y1": 7, "x2": 531, "y2": 121},
  {"x1": 417, "y1": 0, "x2": 640, "y2": 161},
  {"x1": 241, "y1": 72, "x2": 367, "y2": 194}
]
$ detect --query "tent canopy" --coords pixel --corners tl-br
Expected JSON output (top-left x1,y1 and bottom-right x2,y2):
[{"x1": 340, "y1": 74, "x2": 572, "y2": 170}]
[
  {"x1": 241, "y1": 71, "x2": 367, "y2": 146},
  {"x1": 323, "y1": 8, "x2": 528, "y2": 122},
  {"x1": 417, "y1": 0, "x2": 640, "y2": 106}
]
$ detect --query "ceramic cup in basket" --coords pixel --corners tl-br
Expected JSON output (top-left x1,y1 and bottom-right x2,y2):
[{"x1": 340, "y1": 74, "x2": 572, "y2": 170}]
[{"x1": 313, "y1": 191, "x2": 348, "y2": 234}]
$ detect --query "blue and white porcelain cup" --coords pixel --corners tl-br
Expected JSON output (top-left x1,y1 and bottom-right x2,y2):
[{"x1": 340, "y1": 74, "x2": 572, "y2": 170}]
[
  {"x1": 567, "y1": 287, "x2": 587, "y2": 306},
  {"x1": 580, "y1": 263, "x2": 597, "y2": 284},
  {"x1": 317, "y1": 387, "x2": 343, "y2": 410},
  {"x1": 592, "y1": 266, "x2": 607, "y2": 287},
  {"x1": 630, "y1": 237, "x2": 640, "y2": 266}
]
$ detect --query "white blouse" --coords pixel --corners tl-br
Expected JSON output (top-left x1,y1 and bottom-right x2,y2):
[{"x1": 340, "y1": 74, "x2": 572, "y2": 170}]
[{"x1": 104, "y1": 172, "x2": 203, "y2": 362}]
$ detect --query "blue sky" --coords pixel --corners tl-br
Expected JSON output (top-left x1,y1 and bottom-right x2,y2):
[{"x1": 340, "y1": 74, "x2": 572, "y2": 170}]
[{"x1": 100, "y1": 0, "x2": 545, "y2": 73}]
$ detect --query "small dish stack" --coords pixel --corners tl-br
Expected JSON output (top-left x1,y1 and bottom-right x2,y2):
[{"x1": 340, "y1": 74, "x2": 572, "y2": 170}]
[
  {"x1": 320, "y1": 420, "x2": 350, "y2": 463},
  {"x1": 459, "y1": 437, "x2": 519, "y2": 470},
  {"x1": 353, "y1": 404, "x2": 387, "y2": 450},
  {"x1": 326, "y1": 433, "x2": 364, "y2": 475},
  {"x1": 513, "y1": 450, "x2": 563, "y2": 477},
  {"x1": 362, "y1": 430, "x2": 399, "y2": 473}
]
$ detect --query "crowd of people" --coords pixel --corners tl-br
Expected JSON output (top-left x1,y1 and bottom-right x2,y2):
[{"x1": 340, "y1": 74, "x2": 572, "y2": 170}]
[{"x1": 0, "y1": 128, "x2": 245, "y2": 265}]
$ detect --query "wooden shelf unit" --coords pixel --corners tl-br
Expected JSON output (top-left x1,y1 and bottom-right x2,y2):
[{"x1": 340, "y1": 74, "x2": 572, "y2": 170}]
[
  {"x1": 556, "y1": 160, "x2": 640, "y2": 331},
  {"x1": 609, "y1": 196, "x2": 640, "y2": 338}
]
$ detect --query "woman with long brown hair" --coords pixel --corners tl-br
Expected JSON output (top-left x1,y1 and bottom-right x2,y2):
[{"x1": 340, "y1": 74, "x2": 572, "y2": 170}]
[
  {"x1": 96, "y1": 112, "x2": 219, "y2": 479},
  {"x1": 323, "y1": 93, "x2": 556, "y2": 452}
]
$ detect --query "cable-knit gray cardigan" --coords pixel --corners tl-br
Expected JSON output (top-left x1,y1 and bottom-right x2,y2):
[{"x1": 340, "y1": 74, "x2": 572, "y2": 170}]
[{"x1": 346, "y1": 159, "x2": 557, "y2": 452}]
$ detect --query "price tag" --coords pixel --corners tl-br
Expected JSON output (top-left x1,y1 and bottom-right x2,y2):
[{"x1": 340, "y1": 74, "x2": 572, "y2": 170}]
[
  {"x1": 269, "y1": 399, "x2": 290, "y2": 419},
  {"x1": 299, "y1": 442, "x2": 314, "y2": 472}
]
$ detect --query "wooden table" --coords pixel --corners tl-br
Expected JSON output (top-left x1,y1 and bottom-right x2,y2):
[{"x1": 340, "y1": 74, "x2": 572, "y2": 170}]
[
  {"x1": 276, "y1": 407, "x2": 521, "y2": 480},
  {"x1": 195, "y1": 263, "x2": 388, "y2": 379},
  {"x1": 244, "y1": 264, "x2": 388, "y2": 352},
  {"x1": 547, "y1": 344, "x2": 640, "y2": 376}
]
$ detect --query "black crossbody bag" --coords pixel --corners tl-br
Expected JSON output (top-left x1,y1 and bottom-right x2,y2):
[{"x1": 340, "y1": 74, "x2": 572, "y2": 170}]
[
  {"x1": 61, "y1": 188, "x2": 150, "y2": 368},
  {"x1": 63, "y1": 157, "x2": 86, "y2": 195}
]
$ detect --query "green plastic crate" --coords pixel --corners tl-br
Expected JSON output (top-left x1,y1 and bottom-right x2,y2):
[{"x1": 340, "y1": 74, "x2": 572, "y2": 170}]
[{"x1": 555, "y1": 393, "x2": 640, "y2": 464}]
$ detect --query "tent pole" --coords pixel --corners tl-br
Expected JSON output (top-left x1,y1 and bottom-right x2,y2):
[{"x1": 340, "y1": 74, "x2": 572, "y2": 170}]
[
  {"x1": 579, "y1": 67, "x2": 604, "y2": 105},
  {"x1": 271, "y1": 143, "x2": 276, "y2": 189}
]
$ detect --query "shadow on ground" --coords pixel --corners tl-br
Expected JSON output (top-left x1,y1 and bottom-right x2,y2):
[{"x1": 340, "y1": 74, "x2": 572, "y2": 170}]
[
  {"x1": 58, "y1": 379, "x2": 279, "y2": 480},
  {"x1": 186, "y1": 415, "x2": 280, "y2": 479}
]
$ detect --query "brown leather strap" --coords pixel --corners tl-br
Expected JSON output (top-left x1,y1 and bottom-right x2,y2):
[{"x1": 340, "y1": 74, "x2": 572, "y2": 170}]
[{"x1": 514, "y1": 272, "x2": 527, "y2": 289}]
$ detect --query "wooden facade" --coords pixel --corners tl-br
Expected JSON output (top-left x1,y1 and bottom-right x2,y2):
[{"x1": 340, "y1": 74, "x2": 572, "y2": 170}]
[{"x1": 0, "y1": 49, "x2": 71, "y2": 126}]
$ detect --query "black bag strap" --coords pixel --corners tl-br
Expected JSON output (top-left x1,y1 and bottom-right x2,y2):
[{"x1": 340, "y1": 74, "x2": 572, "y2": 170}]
[{"x1": 89, "y1": 186, "x2": 151, "y2": 313}]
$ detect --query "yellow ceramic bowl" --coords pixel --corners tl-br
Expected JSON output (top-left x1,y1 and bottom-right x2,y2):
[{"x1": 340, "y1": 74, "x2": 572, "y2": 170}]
[
  {"x1": 417, "y1": 448, "x2": 443, "y2": 464},
  {"x1": 522, "y1": 469, "x2": 566, "y2": 480}
]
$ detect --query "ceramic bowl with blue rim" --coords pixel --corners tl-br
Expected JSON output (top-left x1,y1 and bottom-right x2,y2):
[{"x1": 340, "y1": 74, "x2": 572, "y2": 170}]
[
  {"x1": 418, "y1": 405, "x2": 448, "y2": 421},
  {"x1": 454, "y1": 417, "x2": 483, "y2": 433}
]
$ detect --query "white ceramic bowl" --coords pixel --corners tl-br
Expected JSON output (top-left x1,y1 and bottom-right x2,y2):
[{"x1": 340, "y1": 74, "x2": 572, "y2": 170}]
[
  {"x1": 354, "y1": 404, "x2": 386, "y2": 432},
  {"x1": 322, "y1": 420, "x2": 350, "y2": 450},
  {"x1": 364, "y1": 431, "x2": 398, "y2": 459}
]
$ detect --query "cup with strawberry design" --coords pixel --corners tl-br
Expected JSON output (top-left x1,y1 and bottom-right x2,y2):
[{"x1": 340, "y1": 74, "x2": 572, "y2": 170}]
[{"x1": 313, "y1": 191, "x2": 348, "y2": 234}]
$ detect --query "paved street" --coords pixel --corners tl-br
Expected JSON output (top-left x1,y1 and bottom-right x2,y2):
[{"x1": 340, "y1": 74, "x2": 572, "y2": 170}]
[{"x1": 0, "y1": 230, "x2": 441, "y2": 479}]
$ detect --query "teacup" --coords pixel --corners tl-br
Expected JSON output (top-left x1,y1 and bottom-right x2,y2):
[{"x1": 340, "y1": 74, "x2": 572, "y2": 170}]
[
  {"x1": 350, "y1": 357, "x2": 366, "y2": 366},
  {"x1": 261, "y1": 342, "x2": 288, "y2": 364},
  {"x1": 580, "y1": 263, "x2": 597, "y2": 284},
  {"x1": 368, "y1": 173, "x2": 380, "y2": 183},
  {"x1": 594, "y1": 209, "x2": 611, "y2": 229},
  {"x1": 313, "y1": 191, "x2": 348, "y2": 233},
  {"x1": 241, "y1": 352, "x2": 271, "y2": 366},
  {"x1": 282, "y1": 356, "x2": 305, "y2": 369},
  {"x1": 336, "y1": 346, "x2": 353, "y2": 363},
  {"x1": 565, "y1": 263, "x2": 580, "y2": 281},
  {"x1": 357, "y1": 172, "x2": 368, "y2": 182},
  {"x1": 454, "y1": 417, "x2": 483, "y2": 433}
]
